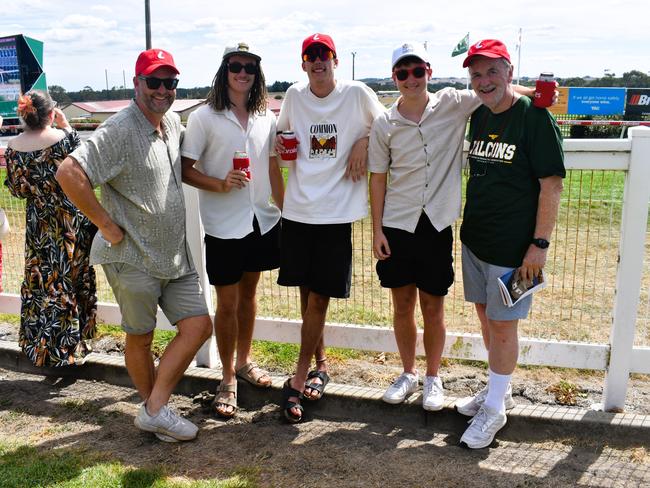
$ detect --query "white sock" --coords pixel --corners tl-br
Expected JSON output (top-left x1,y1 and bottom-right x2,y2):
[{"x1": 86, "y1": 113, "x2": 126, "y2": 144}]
[{"x1": 484, "y1": 369, "x2": 511, "y2": 413}]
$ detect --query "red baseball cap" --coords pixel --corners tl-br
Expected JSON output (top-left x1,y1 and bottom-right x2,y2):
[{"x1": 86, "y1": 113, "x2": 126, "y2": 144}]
[
  {"x1": 462, "y1": 39, "x2": 511, "y2": 68},
  {"x1": 135, "y1": 49, "x2": 180, "y2": 76},
  {"x1": 301, "y1": 33, "x2": 337, "y2": 57}
]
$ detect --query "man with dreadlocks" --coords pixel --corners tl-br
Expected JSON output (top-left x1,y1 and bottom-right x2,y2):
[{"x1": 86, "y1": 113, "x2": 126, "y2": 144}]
[{"x1": 181, "y1": 42, "x2": 284, "y2": 419}]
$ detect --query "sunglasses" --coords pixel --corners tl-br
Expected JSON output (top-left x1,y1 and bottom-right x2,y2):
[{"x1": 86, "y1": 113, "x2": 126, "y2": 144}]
[
  {"x1": 138, "y1": 75, "x2": 179, "y2": 90},
  {"x1": 302, "y1": 46, "x2": 335, "y2": 63},
  {"x1": 393, "y1": 65, "x2": 427, "y2": 82},
  {"x1": 228, "y1": 62, "x2": 257, "y2": 75}
]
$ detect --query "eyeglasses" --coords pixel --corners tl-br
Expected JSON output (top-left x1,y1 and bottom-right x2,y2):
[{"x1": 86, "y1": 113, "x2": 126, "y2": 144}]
[
  {"x1": 228, "y1": 62, "x2": 257, "y2": 75},
  {"x1": 138, "y1": 75, "x2": 179, "y2": 90},
  {"x1": 393, "y1": 65, "x2": 427, "y2": 81},
  {"x1": 302, "y1": 46, "x2": 335, "y2": 63}
]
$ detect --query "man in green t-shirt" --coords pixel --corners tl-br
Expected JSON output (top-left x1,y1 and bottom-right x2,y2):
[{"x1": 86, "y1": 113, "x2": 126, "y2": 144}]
[{"x1": 456, "y1": 39, "x2": 565, "y2": 449}]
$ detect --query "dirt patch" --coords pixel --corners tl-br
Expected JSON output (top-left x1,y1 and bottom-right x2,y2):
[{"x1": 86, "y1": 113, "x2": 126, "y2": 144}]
[
  {"x1": 1, "y1": 320, "x2": 649, "y2": 414},
  {"x1": 1, "y1": 367, "x2": 649, "y2": 487}
]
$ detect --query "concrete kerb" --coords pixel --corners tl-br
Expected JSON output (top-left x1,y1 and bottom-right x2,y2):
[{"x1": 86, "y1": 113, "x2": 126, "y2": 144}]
[{"x1": 1, "y1": 339, "x2": 649, "y2": 446}]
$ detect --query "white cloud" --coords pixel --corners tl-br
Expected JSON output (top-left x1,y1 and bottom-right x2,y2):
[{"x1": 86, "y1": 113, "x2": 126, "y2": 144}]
[{"x1": 3, "y1": 0, "x2": 647, "y2": 90}]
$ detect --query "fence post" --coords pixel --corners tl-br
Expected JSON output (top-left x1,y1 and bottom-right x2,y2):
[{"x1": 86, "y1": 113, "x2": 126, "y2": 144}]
[
  {"x1": 602, "y1": 127, "x2": 650, "y2": 411},
  {"x1": 183, "y1": 185, "x2": 219, "y2": 368}
]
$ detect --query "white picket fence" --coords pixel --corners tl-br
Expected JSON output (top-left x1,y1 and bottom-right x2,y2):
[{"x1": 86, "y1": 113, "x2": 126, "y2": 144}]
[{"x1": 1, "y1": 127, "x2": 649, "y2": 412}]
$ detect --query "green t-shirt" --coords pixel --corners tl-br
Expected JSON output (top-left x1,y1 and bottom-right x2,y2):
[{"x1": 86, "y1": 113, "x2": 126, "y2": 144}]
[{"x1": 460, "y1": 96, "x2": 565, "y2": 267}]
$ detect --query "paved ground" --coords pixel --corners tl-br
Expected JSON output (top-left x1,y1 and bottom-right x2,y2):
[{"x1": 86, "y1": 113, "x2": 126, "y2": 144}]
[{"x1": 1, "y1": 365, "x2": 649, "y2": 487}]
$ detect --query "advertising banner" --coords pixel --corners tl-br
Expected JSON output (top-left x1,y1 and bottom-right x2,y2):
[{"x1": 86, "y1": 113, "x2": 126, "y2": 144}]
[
  {"x1": 548, "y1": 86, "x2": 569, "y2": 115},
  {"x1": 625, "y1": 88, "x2": 650, "y2": 117},
  {"x1": 566, "y1": 87, "x2": 626, "y2": 116}
]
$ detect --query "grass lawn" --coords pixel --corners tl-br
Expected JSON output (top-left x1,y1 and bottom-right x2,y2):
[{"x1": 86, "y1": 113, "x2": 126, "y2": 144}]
[{"x1": 0, "y1": 440, "x2": 258, "y2": 488}]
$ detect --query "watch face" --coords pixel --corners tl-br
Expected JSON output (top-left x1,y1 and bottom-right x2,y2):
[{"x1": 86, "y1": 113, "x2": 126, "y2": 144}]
[{"x1": 533, "y1": 238, "x2": 550, "y2": 249}]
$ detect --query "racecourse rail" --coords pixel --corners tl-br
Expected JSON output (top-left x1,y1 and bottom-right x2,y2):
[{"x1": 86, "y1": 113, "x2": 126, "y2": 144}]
[{"x1": 0, "y1": 127, "x2": 649, "y2": 412}]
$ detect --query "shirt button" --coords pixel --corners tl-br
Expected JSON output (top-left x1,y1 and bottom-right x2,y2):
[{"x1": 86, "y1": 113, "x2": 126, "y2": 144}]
[{"x1": 425, "y1": 184, "x2": 429, "y2": 187}]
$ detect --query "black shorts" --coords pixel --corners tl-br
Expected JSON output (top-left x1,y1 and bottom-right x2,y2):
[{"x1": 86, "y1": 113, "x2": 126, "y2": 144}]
[
  {"x1": 277, "y1": 218, "x2": 352, "y2": 298},
  {"x1": 204, "y1": 217, "x2": 281, "y2": 286},
  {"x1": 376, "y1": 214, "x2": 454, "y2": 296}
]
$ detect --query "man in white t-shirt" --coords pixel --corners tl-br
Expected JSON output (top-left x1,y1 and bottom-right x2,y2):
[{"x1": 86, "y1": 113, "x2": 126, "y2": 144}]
[
  {"x1": 276, "y1": 33, "x2": 385, "y2": 423},
  {"x1": 181, "y1": 42, "x2": 284, "y2": 419}
]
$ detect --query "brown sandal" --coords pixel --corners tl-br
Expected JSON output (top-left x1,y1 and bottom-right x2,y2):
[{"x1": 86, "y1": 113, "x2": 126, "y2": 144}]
[
  {"x1": 212, "y1": 382, "x2": 238, "y2": 418},
  {"x1": 236, "y1": 362, "x2": 272, "y2": 388}
]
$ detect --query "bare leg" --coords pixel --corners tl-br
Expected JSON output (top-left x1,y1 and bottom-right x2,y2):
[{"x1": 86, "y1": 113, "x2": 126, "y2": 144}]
[
  {"x1": 146, "y1": 315, "x2": 212, "y2": 414},
  {"x1": 234, "y1": 271, "x2": 261, "y2": 368},
  {"x1": 487, "y1": 319, "x2": 519, "y2": 375},
  {"x1": 234, "y1": 272, "x2": 270, "y2": 386},
  {"x1": 474, "y1": 303, "x2": 490, "y2": 350},
  {"x1": 287, "y1": 288, "x2": 330, "y2": 417},
  {"x1": 391, "y1": 285, "x2": 418, "y2": 375},
  {"x1": 299, "y1": 286, "x2": 328, "y2": 399},
  {"x1": 213, "y1": 283, "x2": 239, "y2": 415},
  {"x1": 419, "y1": 291, "x2": 446, "y2": 377},
  {"x1": 124, "y1": 331, "x2": 156, "y2": 401}
]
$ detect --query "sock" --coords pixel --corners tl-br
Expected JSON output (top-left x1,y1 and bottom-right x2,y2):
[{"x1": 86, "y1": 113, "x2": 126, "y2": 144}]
[{"x1": 484, "y1": 368, "x2": 511, "y2": 413}]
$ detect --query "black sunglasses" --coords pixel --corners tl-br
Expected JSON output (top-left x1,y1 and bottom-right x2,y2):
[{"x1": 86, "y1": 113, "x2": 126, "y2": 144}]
[
  {"x1": 228, "y1": 61, "x2": 257, "y2": 75},
  {"x1": 138, "y1": 75, "x2": 179, "y2": 90},
  {"x1": 302, "y1": 46, "x2": 335, "y2": 63},
  {"x1": 393, "y1": 65, "x2": 427, "y2": 82}
]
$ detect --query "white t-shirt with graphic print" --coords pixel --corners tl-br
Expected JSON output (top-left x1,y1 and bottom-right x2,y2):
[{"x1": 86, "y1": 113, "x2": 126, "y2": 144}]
[{"x1": 277, "y1": 79, "x2": 385, "y2": 224}]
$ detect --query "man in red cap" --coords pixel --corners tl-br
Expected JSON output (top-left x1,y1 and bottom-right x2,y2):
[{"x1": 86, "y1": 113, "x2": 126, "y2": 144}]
[
  {"x1": 457, "y1": 39, "x2": 565, "y2": 448},
  {"x1": 56, "y1": 49, "x2": 212, "y2": 442},
  {"x1": 276, "y1": 33, "x2": 385, "y2": 423}
]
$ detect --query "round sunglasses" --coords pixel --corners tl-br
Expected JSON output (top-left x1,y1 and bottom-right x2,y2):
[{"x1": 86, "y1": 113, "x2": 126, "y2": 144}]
[{"x1": 393, "y1": 65, "x2": 428, "y2": 82}]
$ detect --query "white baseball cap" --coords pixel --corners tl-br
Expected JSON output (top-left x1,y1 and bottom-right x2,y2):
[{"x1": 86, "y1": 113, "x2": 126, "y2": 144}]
[
  {"x1": 391, "y1": 42, "x2": 430, "y2": 69},
  {"x1": 222, "y1": 42, "x2": 261, "y2": 62}
]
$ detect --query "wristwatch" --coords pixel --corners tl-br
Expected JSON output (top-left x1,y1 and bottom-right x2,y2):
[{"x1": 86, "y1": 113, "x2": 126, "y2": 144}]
[{"x1": 531, "y1": 238, "x2": 550, "y2": 249}]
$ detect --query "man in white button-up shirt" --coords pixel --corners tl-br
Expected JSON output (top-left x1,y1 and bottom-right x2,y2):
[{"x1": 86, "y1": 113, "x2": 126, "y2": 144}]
[
  {"x1": 369, "y1": 42, "x2": 540, "y2": 416},
  {"x1": 369, "y1": 42, "x2": 481, "y2": 412},
  {"x1": 181, "y1": 42, "x2": 284, "y2": 419}
]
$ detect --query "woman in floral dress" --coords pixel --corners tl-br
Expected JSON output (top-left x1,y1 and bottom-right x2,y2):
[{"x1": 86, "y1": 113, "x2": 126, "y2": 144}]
[{"x1": 4, "y1": 90, "x2": 97, "y2": 367}]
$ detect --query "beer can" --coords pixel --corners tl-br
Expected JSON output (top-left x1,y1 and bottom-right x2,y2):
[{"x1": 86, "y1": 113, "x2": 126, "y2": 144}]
[
  {"x1": 534, "y1": 72, "x2": 555, "y2": 108},
  {"x1": 233, "y1": 150, "x2": 251, "y2": 179},
  {"x1": 280, "y1": 131, "x2": 298, "y2": 161}
]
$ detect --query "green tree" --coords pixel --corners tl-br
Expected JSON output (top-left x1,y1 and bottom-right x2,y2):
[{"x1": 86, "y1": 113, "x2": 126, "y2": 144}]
[{"x1": 48, "y1": 85, "x2": 71, "y2": 104}]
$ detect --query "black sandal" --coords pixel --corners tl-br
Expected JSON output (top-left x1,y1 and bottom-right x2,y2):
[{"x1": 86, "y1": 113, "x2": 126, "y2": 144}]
[
  {"x1": 304, "y1": 370, "x2": 330, "y2": 401},
  {"x1": 282, "y1": 378, "x2": 304, "y2": 423}
]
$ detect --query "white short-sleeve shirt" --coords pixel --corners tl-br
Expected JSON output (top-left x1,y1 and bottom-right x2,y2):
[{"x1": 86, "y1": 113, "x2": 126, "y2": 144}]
[
  {"x1": 181, "y1": 104, "x2": 281, "y2": 239},
  {"x1": 276, "y1": 80, "x2": 385, "y2": 224},
  {"x1": 368, "y1": 88, "x2": 480, "y2": 233}
]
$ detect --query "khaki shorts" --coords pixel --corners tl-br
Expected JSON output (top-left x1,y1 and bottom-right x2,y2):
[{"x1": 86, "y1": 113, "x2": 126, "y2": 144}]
[{"x1": 103, "y1": 262, "x2": 209, "y2": 335}]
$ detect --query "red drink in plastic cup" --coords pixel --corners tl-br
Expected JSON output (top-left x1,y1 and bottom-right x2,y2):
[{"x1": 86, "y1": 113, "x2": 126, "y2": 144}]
[
  {"x1": 233, "y1": 151, "x2": 251, "y2": 179},
  {"x1": 280, "y1": 131, "x2": 297, "y2": 161},
  {"x1": 534, "y1": 72, "x2": 555, "y2": 108}
]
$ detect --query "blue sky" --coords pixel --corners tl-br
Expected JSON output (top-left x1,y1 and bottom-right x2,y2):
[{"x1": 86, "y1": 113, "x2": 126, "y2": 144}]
[{"x1": 2, "y1": 0, "x2": 647, "y2": 91}]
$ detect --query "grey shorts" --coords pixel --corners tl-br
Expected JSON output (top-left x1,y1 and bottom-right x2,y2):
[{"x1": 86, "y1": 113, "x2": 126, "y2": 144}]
[
  {"x1": 461, "y1": 244, "x2": 532, "y2": 321},
  {"x1": 103, "y1": 262, "x2": 209, "y2": 335}
]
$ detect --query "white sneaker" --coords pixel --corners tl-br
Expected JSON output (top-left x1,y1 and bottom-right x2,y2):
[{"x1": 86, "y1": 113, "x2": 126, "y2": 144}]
[
  {"x1": 382, "y1": 372, "x2": 419, "y2": 404},
  {"x1": 459, "y1": 404, "x2": 507, "y2": 449},
  {"x1": 422, "y1": 376, "x2": 445, "y2": 411},
  {"x1": 455, "y1": 383, "x2": 515, "y2": 417},
  {"x1": 134, "y1": 404, "x2": 198, "y2": 441}
]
